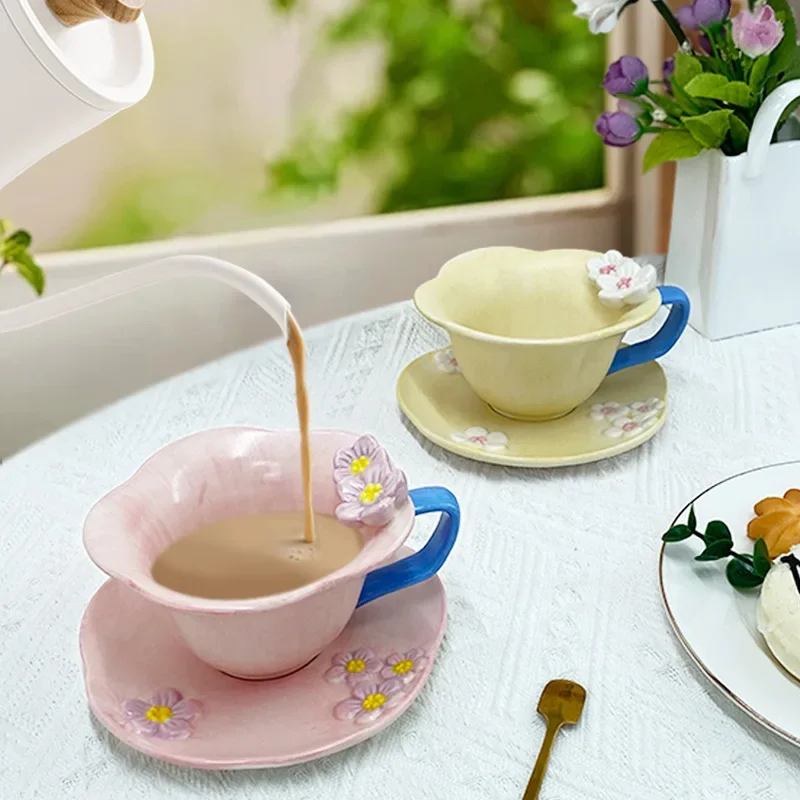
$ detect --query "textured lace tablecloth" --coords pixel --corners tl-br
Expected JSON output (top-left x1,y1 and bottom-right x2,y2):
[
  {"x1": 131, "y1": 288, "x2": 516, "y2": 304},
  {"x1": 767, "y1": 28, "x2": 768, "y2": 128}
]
[{"x1": 5, "y1": 295, "x2": 800, "y2": 799}]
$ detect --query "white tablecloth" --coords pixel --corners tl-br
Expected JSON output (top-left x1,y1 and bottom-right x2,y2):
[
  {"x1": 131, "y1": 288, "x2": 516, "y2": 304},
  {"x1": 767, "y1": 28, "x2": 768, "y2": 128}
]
[{"x1": 4, "y1": 297, "x2": 800, "y2": 799}]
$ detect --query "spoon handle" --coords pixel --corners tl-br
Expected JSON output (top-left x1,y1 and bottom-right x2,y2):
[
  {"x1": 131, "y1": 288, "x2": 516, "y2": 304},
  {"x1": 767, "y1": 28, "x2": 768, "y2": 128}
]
[{"x1": 522, "y1": 718, "x2": 562, "y2": 799}]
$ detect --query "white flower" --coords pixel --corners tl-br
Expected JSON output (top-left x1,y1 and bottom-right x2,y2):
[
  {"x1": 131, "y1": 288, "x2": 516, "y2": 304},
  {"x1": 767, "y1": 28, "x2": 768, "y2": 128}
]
[
  {"x1": 572, "y1": 0, "x2": 627, "y2": 33},
  {"x1": 434, "y1": 347, "x2": 460, "y2": 374},
  {"x1": 628, "y1": 397, "x2": 665, "y2": 422},
  {"x1": 680, "y1": 41, "x2": 694, "y2": 54},
  {"x1": 451, "y1": 426, "x2": 508, "y2": 452},
  {"x1": 652, "y1": 108, "x2": 667, "y2": 123},
  {"x1": 602, "y1": 411, "x2": 658, "y2": 439},
  {"x1": 586, "y1": 251, "x2": 657, "y2": 308},
  {"x1": 589, "y1": 401, "x2": 628, "y2": 422}
]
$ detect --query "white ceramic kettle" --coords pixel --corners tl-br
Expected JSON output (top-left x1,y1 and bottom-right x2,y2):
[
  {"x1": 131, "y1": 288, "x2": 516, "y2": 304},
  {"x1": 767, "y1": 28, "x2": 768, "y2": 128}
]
[{"x1": 0, "y1": 0, "x2": 153, "y2": 190}]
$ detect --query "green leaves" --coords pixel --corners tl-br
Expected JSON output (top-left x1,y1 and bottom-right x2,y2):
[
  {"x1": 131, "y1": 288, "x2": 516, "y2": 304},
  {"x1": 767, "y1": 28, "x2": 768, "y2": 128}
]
[
  {"x1": 749, "y1": 56, "x2": 769, "y2": 92},
  {"x1": 728, "y1": 114, "x2": 751, "y2": 152},
  {"x1": 643, "y1": 130, "x2": 703, "y2": 172},
  {"x1": 682, "y1": 109, "x2": 733, "y2": 149},
  {"x1": 766, "y1": 0, "x2": 798, "y2": 81},
  {"x1": 663, "y1": 524, "x2": 693, "y2": 542},
  {"x1": 0, "y1": 221, "x2": 45, "y2": 297},
  {"x1": 695, "y1": 520, "x2": 733, "y2": 560},
  {"x1": 662, "y1": 508, "x2": 771, "y2": 591},
  {"x1": 673, "y1": 52, "x2": 702, "y2": 88},
  {"x1": 685, "y1": 74, "x2": 755, "y2": 107},
  {"x1": 753, "y1": 537, "x2": 772, "y2": 578},
  {"x1": 727, "y1": 559, "x2": 766, "y2": 589}
]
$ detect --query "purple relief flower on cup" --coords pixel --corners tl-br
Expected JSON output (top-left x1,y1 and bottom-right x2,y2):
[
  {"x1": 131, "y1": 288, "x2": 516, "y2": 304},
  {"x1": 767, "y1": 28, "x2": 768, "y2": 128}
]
[
  {"x1": 732, "y1": 4, "x2": 784, "y2": 58},
  {"x1": 603, "y1": 56, "x2": 649, "y2": 97},
  {"x1": 380, "y1": 648, "x2": 429, "y2": 686},
  {"x1": 122, "y1": 689, "x2": 200, "y2": 739},
  {"x1": 334, "y1": 677, "x2": 405, "y2": 724},
  {"x1": 335, "y1": 462, "x2": 409, "y2": 528},
  {"x1": 333, "y1": 435, "x2": 388, "y2": 484},
  {"x1": 595, "y1": 111, "x2": 641, "y2": 147},
  {"x1": 325, "y1": 648, "x2": 383, "y2": 685},
  {"x1": 675, "y1": 0, "x2": 730, "y2": 29}
]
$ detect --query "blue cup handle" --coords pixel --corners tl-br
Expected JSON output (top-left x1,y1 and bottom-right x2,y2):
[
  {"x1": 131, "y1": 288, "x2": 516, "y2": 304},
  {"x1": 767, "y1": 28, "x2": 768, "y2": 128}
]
[
  {"x1": 607, "y1": 286, "x2": 690, "y2": 375},
  {"x1": 356, "y1": 486, "x2": 459, "y2": 608}
]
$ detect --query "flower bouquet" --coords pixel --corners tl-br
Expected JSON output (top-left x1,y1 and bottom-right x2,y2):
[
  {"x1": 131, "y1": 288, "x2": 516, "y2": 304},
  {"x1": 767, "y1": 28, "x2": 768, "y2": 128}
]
[
  {"x1": 579, "y1": 0, "x2": 800, "y2": 171},
  {"x1": 576, "y1": 0, "x2": 800, "y2": 340}
]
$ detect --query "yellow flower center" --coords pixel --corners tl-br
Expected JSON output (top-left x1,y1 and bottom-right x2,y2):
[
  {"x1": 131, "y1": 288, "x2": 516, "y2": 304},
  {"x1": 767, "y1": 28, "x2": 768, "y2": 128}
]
[
  {"x1": 350, "y1": 456, "x2": 370, "y2": 474},
  {"x1": 145, "y1": 705, "x2": 173, "y2": 724},
  {"x1": 345, "y1": 658, "x2": 366, "y2": 674},
  {"x1": 359, "y1": 483, "x2": 383, "y2": 504},
  {"x1": 361, "y1": 693, "x2": 387, "y2": 711},
  {"x1": 392, "y1": 659, "x2": 414, "y2": 675}
]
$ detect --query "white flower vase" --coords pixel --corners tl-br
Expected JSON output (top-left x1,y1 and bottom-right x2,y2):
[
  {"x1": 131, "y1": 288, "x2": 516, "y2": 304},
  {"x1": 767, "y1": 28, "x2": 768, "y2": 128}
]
[{"x1": 664, "y1": 80, "x2": 800, "y2": 340}]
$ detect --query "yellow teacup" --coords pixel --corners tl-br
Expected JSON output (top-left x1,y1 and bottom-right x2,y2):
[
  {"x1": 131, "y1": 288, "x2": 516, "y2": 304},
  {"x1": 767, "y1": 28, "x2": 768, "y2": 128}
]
[{"x1": 414, "y1": 247, "x2": 689, "y2": 421}]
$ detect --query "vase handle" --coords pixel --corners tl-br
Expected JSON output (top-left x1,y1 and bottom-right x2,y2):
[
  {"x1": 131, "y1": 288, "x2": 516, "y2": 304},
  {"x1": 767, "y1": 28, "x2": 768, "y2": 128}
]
[{"x1": 745, "y1": 79, "x2": 800, "y2": 179}]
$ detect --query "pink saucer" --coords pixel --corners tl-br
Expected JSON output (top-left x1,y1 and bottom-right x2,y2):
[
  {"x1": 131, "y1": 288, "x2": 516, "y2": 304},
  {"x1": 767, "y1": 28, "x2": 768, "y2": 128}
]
[{"x1": 79, "y1": 550, "x2": 447, "y2": 770}]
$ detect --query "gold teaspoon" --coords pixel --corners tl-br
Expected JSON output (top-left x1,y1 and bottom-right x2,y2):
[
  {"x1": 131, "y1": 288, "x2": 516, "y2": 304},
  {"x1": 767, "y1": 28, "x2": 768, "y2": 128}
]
[{"x1": 522, "y1": 679, "x2": 586, "y2": 799}]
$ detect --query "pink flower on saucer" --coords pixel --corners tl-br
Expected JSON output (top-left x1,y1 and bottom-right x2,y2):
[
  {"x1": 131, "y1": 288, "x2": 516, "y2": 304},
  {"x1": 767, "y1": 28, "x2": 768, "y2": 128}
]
[
  {"x1": 589, "y1": 401, "x2": 627, "y2": 421},
  {"x1": 380, "y1": 648, "x2": 428, "y2": 686},
  {"x1": 629, "y1": 397, "x2": 664, "y2": 421},
  {"x1": 602, "y1": 412, "x2": 658, "y2": 439},
  {"x1": 123, "y1": 689, "x2": 200, "y2": 739},
  {"x1": 434, "y1": 347, "x2": 460, "y2": 374},
  {"x1": 325, "y1": 648, "x2": 383, "y2": 685},
  {"x1": 333, "y1": 435, "x2": 389, "y2": 484},
  {"x1": 451, "y1": 427, "x2": 508, "y2": 452},
  {"x1": 334, "y1": 678, "x2": 405, "y2": 725},
  {"x1": 335, "y1": 462, "x2": 409, "y2": 528}
]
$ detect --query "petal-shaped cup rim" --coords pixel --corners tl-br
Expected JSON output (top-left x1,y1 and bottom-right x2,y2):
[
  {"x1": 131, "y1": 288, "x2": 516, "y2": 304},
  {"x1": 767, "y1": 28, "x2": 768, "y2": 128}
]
[{"x1": 83, "y1": 427, "x2": 415, "y2": 615}]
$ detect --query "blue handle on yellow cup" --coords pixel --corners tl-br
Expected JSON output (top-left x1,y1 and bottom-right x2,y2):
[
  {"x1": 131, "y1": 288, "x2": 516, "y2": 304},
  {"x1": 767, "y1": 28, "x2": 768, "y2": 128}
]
[
  {"x1": 607, "y1": 286, "x2": 690, "y2": 375},
  {"x1": 356, "y1": 486, "x2": 459, "y2": 607}
]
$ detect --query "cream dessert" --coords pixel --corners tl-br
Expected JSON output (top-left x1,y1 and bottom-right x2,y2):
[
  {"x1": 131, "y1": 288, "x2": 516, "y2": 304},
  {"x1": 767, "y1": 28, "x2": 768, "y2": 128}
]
[{"x1": 757, "y1": 543, "x2": 800, "y2": 679}]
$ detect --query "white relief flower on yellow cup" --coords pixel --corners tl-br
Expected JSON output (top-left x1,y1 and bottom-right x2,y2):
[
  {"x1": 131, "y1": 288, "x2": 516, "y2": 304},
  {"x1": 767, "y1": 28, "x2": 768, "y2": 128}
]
[
  {"x1": 451, "y1": 427, "x2": 508, "y2": 452},
  {"x1": 434, "y1": 347, "x2": 461, "y2": 373},
  {"x1": 586, "y1": 251, "x2": 657, "y2": 308}
]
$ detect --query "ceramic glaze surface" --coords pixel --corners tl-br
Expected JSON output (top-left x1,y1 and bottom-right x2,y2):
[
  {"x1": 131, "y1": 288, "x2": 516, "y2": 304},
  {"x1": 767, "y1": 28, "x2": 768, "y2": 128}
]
[
  {"x1": 80, "y1": 558, "x2": 446, "y2": 769},
  {"x1": 83, "y1": 428, "x2": 417, "y2": 679},
  {"x1": 414, "y1": 247, "x2": 663, "y2": 419}
]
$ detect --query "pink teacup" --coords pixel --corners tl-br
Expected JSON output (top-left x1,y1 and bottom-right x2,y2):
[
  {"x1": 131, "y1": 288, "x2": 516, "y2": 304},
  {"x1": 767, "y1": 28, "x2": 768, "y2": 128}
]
[{"x1": 83, "y1": 428, "x2": 459, "y2": 680}]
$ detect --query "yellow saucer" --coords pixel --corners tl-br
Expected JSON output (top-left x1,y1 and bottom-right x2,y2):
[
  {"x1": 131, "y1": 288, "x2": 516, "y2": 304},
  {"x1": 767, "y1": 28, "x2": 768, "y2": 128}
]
[{"x1": 397, "y1": 349, "x2": 668, "y2": 468}]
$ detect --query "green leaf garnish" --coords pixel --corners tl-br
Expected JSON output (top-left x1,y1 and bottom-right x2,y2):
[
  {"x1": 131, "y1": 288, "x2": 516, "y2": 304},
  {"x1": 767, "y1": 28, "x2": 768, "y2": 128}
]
[
  {"x1": 0, "y1": 223, "x2": 45, "y2": 297},
  {"x1": 753, "y1": 537, "x2": 772, "y2": 578},
  {"x1": 695, "y1": 539, "x2": 733, "y2": 561},
  {"x1": 663, "y1": 509, "x2": 770, "y2": 590},
  {"x1": 663, "y1": 524, "x2": 693, "y2": 542},
  {"x1": 726, "y1": 559, "x2": 765, "y2": 589}
]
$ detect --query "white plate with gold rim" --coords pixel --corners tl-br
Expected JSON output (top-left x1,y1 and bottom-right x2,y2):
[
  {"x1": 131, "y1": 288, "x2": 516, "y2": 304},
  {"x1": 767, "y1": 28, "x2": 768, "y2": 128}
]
[
  {"x1": 396, "y1": 348, "x2": 668, "y2": 468},
  {"x1": 660, "y1": 462, "x2": 800, "y2": 746}
]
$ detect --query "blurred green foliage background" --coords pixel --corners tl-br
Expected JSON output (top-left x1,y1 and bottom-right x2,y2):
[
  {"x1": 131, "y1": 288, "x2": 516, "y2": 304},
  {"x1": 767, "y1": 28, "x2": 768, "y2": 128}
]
[{"x1": 267, "y1": 0, "x2": 605, "y2": 212}]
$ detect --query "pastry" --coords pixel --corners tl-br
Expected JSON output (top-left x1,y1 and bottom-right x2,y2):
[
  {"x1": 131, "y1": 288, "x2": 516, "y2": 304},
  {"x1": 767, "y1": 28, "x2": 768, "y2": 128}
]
[
  {"x1": 757, "y1": 544, "x2": 800, "y2": 680},
  {"x1": 747, "y1": 489, "x2": 800, "y2": 558}
]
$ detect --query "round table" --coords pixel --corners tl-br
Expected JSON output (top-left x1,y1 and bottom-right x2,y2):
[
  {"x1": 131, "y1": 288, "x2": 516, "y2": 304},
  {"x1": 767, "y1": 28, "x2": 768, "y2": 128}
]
[{"x1": 4, "y1": 299, "x2": 800, "y2": 799}]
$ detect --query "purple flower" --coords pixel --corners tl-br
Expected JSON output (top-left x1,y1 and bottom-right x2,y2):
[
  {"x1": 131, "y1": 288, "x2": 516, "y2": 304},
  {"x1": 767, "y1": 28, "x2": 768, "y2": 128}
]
[
  {"x1": 595, "y1": 111, "x2": 641, "y2": 147},
  {"x1": 334, "y1": 677, "x2": 404, "y2": 724},
  {"x1": 603, "y1": 56, "x2": 649, "y2": 97},
  {"x1": 733, "y1": 4, "x2": 784, "y2": 58},
  {"x1": 335, "y1": 461, "x2": 409, "y2": 528},
  {"x1": 333, "y1": 435, "x2": 389, "y2": 484},
  {"x1": 662, "y1": 57, "x2": 675, "y2": 93},
  {"x1": 325, "y1": 648, "x2": 383, "y2": 685},
  {"x1": 675, "y1": 0, "x2": 730, "y2": 29},
  {"x1": 380, "y1": 648, "x2": 429, "y2": 686},
  {"x1": 122, "y1": 689, "x2": 200, "y2": 739}
]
